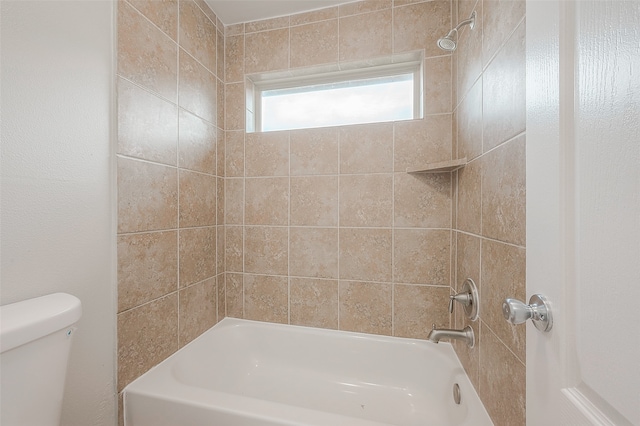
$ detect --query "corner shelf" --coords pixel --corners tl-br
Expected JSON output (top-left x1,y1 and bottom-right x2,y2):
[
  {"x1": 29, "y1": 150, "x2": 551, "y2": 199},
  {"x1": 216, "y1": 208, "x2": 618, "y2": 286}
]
[{"x1": 406, "y1": 157, "x2": 467, "y2": 174}]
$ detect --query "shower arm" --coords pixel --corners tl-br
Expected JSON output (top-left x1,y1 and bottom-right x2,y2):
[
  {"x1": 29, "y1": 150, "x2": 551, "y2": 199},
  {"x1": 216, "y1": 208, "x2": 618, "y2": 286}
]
[{"x1": 453, "y1": 11, "x2": 476, "y2": 33}]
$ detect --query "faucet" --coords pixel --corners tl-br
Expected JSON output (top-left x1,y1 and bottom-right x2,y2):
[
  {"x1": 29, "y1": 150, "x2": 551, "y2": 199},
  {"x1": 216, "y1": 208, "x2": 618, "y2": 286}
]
[{"x1": 427, "y1": 324, "x2": 475, "y2": 348}]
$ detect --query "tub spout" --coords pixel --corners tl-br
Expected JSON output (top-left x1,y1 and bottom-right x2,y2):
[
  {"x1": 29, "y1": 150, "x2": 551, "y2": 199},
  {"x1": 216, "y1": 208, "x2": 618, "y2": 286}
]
[{"x1": 427, "y1": 325, "x2": 475, "y2": 348}]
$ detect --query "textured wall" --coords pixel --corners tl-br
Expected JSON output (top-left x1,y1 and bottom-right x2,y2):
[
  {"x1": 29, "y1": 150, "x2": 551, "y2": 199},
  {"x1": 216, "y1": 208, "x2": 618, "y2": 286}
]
[
  {"x1": 451, "y1": 0, "x2": 526, "y2": 425},
  {"x1": 0, "y1": 1, "x2": 116, "y2": 424},
  {"x1": 223, "y1": 0, "x2": 455, "y2": 338},
  {"x1": 115, "y1": 0, "x2": 225, "y2": 407}
]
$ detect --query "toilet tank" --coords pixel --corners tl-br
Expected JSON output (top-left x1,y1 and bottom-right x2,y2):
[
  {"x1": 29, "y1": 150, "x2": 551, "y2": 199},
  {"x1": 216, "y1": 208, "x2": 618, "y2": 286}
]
[{"x1": 0, "y1": 293, "x2": 82, "y2": 426}]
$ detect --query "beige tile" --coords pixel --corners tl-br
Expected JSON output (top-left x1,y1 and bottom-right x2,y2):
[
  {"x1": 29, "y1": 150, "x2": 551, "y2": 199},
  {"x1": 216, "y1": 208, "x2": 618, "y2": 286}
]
[
  {"x1": 455, "y1": 232, "x2": 481, "y2": 291},
  {"x1": 482, "y1": 0, "x2": 525, "y2": 66},
  {"x1": 225, "y1": 273, "x2": 243, "y2": 318},
  {"x1": 244, "y1": 274, "x2": 289, "y2": 323},
  {"x1": 217, "y1": 274, "x2": 225, "y2": 321},
  {"x1": 452, "y1": 111, "x2": 459, "y2": 166},
  {"x1": 117, "y1": 157, "x2": 177, "y2": 233},
  {"x1": 117, "y1": 77, "x2": 178, "y2": 165},
  {"x1": 424, "y1": 56, "x2": 452, "y2": 115},
  {"x1": 481, "y1": 239, "x2": 526, "y2": 362},
  {"x1": 216, "y1": 224, "x2": 224, "y2": 273},
  {"x1": 245, "y1": 16, "x2": 290, "y2": 33},
  {"x1": 216, "y1": 177, "x2": 224, "y2": 224},
  {"x1": 117, "y1": 294, "x2": 178, "y2": 391},
  {"x1": 179, "y1": 0, "x2": 216, "y2": 72},
  {"x1": 483, "y1": 21, "x2": 525, "y2": 151},
  {"x1": 394, "y1": 285, "x2": 450, "y2": 338},
  {"x1": 244, "y1": 177, "x2": 289, "y2": 226},
  {"x1": 216, "y1": 29, "x2": 225, "y2": 80},
  {"x1": 457, "y1": 0, "x2": 479, "y2": 26},
  {"x1": 290, "y1": 127, "x2": 339, "y2": 175},
  {"x1": 289, "y1": 227, "x2": 339, "y2": 279},
  {"x1": 178, "y1": 226, "x2": 216, "y2": 287},
  {"x1": 394, "y1": 115, "x2": 452, "y2": 172},
  {"x1": 245, "y1": 131, "x2": 289, "y2": 176},
  {"x1": 339, "y1": 9, "x2": 392, "y2": 62},
  {"x1": 178, "y1": 109, "x2": 217, "y2": 174},
  {"x1": 339, "y1": 1, "x2": 392, "y2": 17},
  {"x1": 245, "y1": 28, "x2": 289, "y2": 74},
  {"x1": 225, "y1": 34, "x2": 244, "y2": 83},
  {"x1": 117, "y1": 231, "x2": 177, "y2": 312},
  {"x1": 394, "y1": 172, "x2": 451, "y2": 228},
  {"x1": 451, "y1": 43, "x2": 459, "y2": 110},
  {"x1": 178, "y1": 278, "x2": 216, "y2": 346},
  {"x1": 225, "y1": 226, "x2": 243, "y2": 272},
  {"x1": 290, "y1": 176, "x2": 339, "y2": 226},
  {"x1": 179, "y1": 49, "x2": 217, "y2": 124},
  {"x1": 244, "y1": 226, "x2": 289, "y2": 275},
  {"x1": 224, "y1": 178, "x2": 243, "y2": 225},
  {"x1": 179, "y1": 170, "x2": 216, "y2": 227},
  {"x1": 479, "y1": 324, "x2": 526, "y2": 426},
  {"x1": 339, "y1": 174, "x2": 393, "y2": 227},
  {"x1": 339, "y1": 281, "x2": 392, "y2": 335},
  {"x1": 217, "y1": 127, "x2": 225, "y2": 176},
  {"x1": 481, "y1": 134, "x2": 525, "y2": 246},
  {"x1": 456, "y1": 1, "x2": 483, "y2": 104},
  {"x1": 290, "y1": 278, "x2": 339, "y2": 329},
  {"x1": 394, "y1": 229, "x2": 450, "y2": 285},
  {"x1": 339, "y1": 123, "x2": 393, "y2": 174},
  {"x1": 118, "y1": 1, "x2": 178, "y2": 102},
  {"x1": 225, "y1": 130, "x2": 244, "y2": 177},
  {"x1": 452, "y1": 311, "x2": 480, "y2": 391},
  {"x1": 225, "y1": 23, "x2": 244, "y2": 36},
  {"x1": 456, "y1": 76, "x2": 483, "y2": 160},
  {"x1": 290, "y1": 20, "x2": 339, "y2": 68},
  {"x1": 456, "y1": 158, "x2": 482, "y2": 235},
  {"x1": 450, "y1": 224, "x2": 457, "y2": 291},
  {"x1": 393, "y1": 1, "x2": 450, "y2": 57},
  {"x1": 217, "y1": 79, "x2": 225, "y2": 130},
  {"x1": 339, "y1": 228, "x2": 392, "y2": 282},
  {"x1": 127, "y1": 0, "x2": 178, "y2": 41},
  {"x1": 193, "y1": 0, "x2": 218, "y2": 27},
  {"x1": 290, "y1": 6, "x2": 339, "y2": 26}
]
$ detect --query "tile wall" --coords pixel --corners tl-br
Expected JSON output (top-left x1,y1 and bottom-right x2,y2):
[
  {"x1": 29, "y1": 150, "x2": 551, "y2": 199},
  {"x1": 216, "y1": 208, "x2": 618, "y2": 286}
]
[
  {"x1": 116, "y1": 0, "x2": 224, "y2": 403},
  {"x1": 451, "y1": 0, "x2": 526, "y2": 425},
  {"x1": 114, "y1": 0, "x2": 527, "y2": 424},
  {"x1": 223, "y1": 0, "x2": 455, "y2": 339}
]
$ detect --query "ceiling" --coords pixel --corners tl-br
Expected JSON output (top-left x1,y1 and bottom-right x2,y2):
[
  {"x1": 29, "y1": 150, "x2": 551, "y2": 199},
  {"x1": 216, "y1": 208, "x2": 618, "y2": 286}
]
[{"x1": 205, "y1": 0, "x2": 353, "y2": 25}]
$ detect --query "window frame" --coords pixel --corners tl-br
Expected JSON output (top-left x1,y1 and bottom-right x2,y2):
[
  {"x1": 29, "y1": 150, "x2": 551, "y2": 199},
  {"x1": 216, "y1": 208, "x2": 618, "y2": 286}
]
[{"x1": 246, "y1": 59, "x2": 423, "y2": 133}]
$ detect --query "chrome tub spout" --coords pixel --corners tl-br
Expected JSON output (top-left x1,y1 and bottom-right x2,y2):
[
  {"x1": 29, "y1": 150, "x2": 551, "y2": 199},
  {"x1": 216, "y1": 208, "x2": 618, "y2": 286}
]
[{"x1": 427, "y1": 325, "x2": 475, "y2": 348}]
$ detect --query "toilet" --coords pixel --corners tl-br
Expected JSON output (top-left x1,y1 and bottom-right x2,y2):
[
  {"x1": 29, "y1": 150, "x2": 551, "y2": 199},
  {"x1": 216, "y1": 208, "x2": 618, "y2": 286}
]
[{"x1": 0, "y1": 293, "x2": 82, "y2": 426}]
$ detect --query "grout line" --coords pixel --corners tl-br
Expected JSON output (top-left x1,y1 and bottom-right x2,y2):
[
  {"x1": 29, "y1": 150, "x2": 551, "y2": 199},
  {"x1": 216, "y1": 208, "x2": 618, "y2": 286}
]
[{"x1": 175, "y1": 0, "x2": 182, "y2": 349}]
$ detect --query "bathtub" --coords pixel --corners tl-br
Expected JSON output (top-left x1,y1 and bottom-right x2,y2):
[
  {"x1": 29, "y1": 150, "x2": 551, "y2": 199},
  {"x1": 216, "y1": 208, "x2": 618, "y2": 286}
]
[{"x1": 124, "y1": 318, "x2": 493, "y2": 426}]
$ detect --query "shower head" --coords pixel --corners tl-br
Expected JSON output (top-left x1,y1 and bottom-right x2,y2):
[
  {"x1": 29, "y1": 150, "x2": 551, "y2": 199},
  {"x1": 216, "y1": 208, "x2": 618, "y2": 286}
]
[
  {"x1": 437, "y1": 30, "x2": 458, "y2": 51},
  {"x1": 437, "y1": 11, "x2": 476, "y2": 52}
]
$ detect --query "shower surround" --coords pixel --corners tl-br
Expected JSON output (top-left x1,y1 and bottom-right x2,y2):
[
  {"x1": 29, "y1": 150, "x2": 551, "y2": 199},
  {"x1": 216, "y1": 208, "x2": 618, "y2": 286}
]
[{"x1": 116, "y1": 1, "x2": 526, "y2": 425}]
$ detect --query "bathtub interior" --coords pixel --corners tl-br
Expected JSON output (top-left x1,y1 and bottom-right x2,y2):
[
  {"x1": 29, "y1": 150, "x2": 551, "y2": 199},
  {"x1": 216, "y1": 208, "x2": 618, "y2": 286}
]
[{"x1": 125, "y1": 318, "x2": 493, "y2": 426}]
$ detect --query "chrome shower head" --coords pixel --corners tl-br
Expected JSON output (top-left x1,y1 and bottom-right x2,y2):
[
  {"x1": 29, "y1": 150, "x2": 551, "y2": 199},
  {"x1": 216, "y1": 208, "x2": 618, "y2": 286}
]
[
  {"x1": 437, "y1": 11, "x2": 476, "y2": 52},
  {"x1": 437, "y1": 30, "x2": 457, "y2": 51}
]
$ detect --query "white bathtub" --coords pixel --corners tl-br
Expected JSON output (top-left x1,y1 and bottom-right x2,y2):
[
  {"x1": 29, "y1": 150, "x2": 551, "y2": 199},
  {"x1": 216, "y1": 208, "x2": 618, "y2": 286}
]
[{"x1": 124, "y1": 318, "x2": 493, "y2": 426}]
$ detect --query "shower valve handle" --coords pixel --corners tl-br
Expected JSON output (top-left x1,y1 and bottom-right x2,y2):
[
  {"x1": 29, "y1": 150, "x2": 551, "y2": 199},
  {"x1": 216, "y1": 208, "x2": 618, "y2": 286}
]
[{"x1": 449, "y1": 292, "x2": 472, "y2": 313}]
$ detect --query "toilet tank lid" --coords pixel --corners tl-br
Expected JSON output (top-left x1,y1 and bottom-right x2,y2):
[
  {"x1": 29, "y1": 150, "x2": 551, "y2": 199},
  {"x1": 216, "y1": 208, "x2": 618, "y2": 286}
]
[{"x1": 1, "y1": 293, "x2": 82, "y2": 354}]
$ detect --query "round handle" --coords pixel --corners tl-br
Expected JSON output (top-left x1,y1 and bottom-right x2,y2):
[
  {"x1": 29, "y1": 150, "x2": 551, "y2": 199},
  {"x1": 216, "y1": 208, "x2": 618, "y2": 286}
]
[
  {"x1": 502, "y1": 298, "x2": 533, "y2": 324},
  {"x1": 502, "y1": 295, "x2": 553, "y2": 332}
]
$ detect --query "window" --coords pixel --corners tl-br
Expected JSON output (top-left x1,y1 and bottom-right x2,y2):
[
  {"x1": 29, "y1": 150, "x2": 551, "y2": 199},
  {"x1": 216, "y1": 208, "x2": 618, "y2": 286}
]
[{"x1": 247, "y1": 59, "x2": 423, "y2": 133}]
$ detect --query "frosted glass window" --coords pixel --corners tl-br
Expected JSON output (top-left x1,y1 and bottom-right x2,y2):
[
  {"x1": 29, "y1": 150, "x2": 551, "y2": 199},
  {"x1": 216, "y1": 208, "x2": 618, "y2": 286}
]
[{"x1": 249, "y1": 61, "x2": 422, "y2": 132}]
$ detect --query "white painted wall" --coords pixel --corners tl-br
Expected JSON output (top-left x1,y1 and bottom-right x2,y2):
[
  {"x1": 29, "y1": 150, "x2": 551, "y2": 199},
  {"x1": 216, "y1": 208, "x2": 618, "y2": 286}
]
[{"x1": 0, "y1": 1, "x2": 117, "y2": 425}]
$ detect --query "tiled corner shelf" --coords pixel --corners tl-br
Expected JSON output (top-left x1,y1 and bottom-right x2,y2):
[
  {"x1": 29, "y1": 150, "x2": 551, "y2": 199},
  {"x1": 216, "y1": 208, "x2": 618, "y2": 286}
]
[{"x1": 406, "y1": 157, "x2": 467, "y2": 174}]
